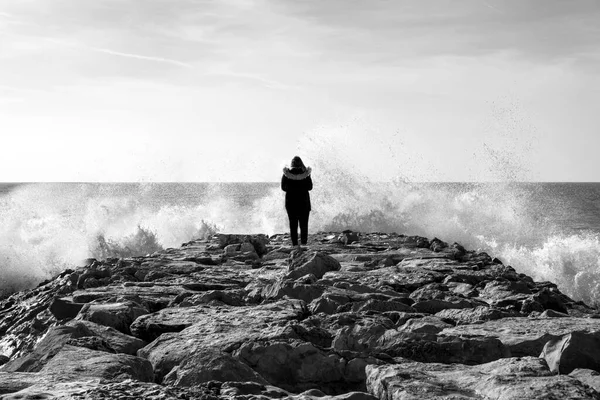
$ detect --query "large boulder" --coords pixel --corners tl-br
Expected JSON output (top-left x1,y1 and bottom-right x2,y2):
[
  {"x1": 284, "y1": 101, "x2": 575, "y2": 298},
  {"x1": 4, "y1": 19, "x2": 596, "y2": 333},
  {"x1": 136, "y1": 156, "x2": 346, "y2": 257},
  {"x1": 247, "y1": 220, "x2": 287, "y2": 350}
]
[
  {"x1": 366, "y1": 357, "x2": 600, "y2": 399},
  {"x1": 75, "y1": 301, "x2": 149, "y2": 335},
  {"x1": 68, "y1": 320, "x2": 147, "y2": 355},
  {"x1": 541, "y1": 331, "x2": 600, "y2": 374},
  {"x1": 1, "y1": 323, "x2": 95, "y2": 372},
  {"x1": 137, "y1": 299, "x2": 307, "y2": 381},
  {"x1": 236, "y1": 339, "x2": 377, "y2": 394},
  {"x1": 49, "y1": 297, "x2": 86, "y2": 320},
  {"x1": 163, "y1": 350, "x2": 268, "y2": 386},
  {"x1": 286, "y1": 251, "x2": 341, "y2": 280}
]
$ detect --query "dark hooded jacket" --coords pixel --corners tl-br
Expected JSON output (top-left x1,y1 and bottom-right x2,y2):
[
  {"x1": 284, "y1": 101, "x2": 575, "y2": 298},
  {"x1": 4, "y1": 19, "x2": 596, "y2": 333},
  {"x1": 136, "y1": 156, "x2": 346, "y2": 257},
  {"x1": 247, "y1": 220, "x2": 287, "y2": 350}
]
[{"x1": 281, "y1": 166, "x2": 313, "y2": 213}]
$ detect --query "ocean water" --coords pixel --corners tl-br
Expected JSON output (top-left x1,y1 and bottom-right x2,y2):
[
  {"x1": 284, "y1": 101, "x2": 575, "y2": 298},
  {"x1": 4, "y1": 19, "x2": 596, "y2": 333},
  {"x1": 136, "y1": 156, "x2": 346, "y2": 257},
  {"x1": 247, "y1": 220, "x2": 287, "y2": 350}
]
[{"x1": 1, "y1": 181, "x2": 600, "y2": 306}]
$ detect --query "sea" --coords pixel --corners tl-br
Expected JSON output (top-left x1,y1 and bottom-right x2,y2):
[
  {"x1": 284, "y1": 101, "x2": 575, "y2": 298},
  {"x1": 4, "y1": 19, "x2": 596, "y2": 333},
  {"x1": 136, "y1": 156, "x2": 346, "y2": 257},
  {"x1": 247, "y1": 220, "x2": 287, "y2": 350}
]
[{"x1": 1, "y1": 181, "x2": 600, "y2": 307}]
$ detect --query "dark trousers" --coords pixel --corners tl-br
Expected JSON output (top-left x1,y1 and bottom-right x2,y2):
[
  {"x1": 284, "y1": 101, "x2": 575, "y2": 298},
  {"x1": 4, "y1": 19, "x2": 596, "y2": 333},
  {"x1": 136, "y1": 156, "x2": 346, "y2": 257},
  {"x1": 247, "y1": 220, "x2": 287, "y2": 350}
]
[{"x1": 287, "y1": 210, "x2": 310, "y2": 246}]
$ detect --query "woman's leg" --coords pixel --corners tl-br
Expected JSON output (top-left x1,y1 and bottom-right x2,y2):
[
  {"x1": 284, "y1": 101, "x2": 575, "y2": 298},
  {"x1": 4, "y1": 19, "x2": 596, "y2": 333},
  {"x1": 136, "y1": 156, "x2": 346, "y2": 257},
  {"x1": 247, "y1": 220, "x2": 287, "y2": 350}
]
[
  {"x1": 287, "y1": 211, "x2": 299, "y2": 246},
  {"x1": 299, "y1": 211, "x2": 310, "y2": 245}
]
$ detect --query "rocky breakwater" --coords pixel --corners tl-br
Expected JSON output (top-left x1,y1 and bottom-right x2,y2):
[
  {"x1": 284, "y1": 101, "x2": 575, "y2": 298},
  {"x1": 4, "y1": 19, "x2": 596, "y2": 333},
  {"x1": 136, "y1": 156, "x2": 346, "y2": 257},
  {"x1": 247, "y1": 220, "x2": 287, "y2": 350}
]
[{"x1": 0, "y1": 232, "x2": 600, "y2": 399}]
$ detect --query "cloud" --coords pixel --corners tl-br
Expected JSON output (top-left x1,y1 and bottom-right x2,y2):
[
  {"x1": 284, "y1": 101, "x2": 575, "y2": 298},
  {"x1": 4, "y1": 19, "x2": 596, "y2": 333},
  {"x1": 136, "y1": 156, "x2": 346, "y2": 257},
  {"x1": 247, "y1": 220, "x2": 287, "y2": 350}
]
[
  {"x1": 204, "y1": 68, "x2": 299, "y2": 90},
  {"x1": 87, "y1": 46, "x2": 193, "y2": 68},
  {"x1": 480, "y1": 0, "x2": 503, "y2": 13}
]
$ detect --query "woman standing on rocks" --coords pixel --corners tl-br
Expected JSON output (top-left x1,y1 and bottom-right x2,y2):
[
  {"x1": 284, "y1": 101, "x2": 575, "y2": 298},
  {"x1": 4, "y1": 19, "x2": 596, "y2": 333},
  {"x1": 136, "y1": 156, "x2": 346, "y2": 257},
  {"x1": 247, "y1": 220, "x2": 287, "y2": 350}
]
[{"x1": 281, "y1": 156, "x2": 313, "y2": 248}]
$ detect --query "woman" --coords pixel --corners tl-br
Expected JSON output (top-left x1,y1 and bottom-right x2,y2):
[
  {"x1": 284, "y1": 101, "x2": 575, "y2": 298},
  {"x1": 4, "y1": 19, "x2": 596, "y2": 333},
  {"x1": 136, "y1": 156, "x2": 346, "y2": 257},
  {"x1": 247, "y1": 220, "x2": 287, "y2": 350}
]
[{"x1": 281, "y1": 156, "x2": 313, "y2": 247}]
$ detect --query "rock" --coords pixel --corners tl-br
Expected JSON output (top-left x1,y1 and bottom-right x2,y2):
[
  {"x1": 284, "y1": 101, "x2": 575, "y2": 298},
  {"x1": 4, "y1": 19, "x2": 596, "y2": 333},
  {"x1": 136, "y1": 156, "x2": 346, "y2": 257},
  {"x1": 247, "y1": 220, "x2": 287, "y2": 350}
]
[
  {"x1": 286, "y1": 251, "x2": 341, "y2": 280},
  {"x1": 429, "y1": 238, "x2": 448, "y2": 252},
  {"x1": 66, "y1": 336, "x2": 116, "y2": 353},
  {"x1": 366, "y1": 357, "x2": 600, "y2": 399},
  {"x1": 541, "y1": 331, "x2": 600, "y2": 374},
  {"x1": 178, "y1": 289, "x2": 246, "y2": 306},
  {"x1": 1, "y1": 323, "x2": 95, "y2": 372},
  {"x1": 218, "y1": 234, "x2": 270, "y2": 256},
  {"x1": 236, "y1": 339, "x2": 375, "y2": 394},
  {"x1": 1, "y1": 230, "x2": 600, "y2": 399},
  {"x1": 378, "y1": 332, "x2": 507, "y2": 364},
  {"x1": 540, "y1": 309, "x2": 570, "y2": 318},
  {"x1": 441, "y1": 317, "x2": 600, "y2": 357},
  {"x1": 332, "y1": 315, "x2": 394, "y2": 353},
  {"x1": 130, "y1": 305, "x2": 212, "y2": 341},
  {"x1": 0, "y1": 373, "x2": 101, "y2": 399},
  {"x1": 396, "y1": 316, "x2": 453, "y2": 338},
  {"x1": 262, "y1": 280, "x2": 326, "y2": 303},
  {"x1": 48, "y1": 297, "x2": 85, "y2": 320},
  {"x1": 40, "y1": 345, "x2": 154, "y2": 382},
  {"x1": 412, "y1": 299, "x2": 475, "y2": 314},
  {"x1": 350, "y1": 299, "x2": 416, "y2": 314},
  {"x1": 434, "y1": 306, "x2": 508, "y2": 325},
  {"x1": 69, "y1": 320, "x2": 147, "y2": 355},
  {"x1": 163, "y1": 349, "x2": 269, "y2": 386},
  {"x1": 340, "y1": 231, "x2": 360, "y2": 245},
  {"x1": 75, "y1": 301, "x2": 149, "y2": 335},
  {"x1": 570, "y1": 369, "x2": 600, "y2": 392},
  {"x1": 137, "y1": 299, "x2": 307, "y2": 381}
]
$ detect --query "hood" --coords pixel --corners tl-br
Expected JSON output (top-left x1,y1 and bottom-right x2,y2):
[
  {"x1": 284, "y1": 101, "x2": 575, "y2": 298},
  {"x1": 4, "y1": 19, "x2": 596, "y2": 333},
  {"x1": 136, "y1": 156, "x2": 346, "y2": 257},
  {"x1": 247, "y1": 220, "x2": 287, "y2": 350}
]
[{"x1": 283, "y1": 166, "x2": 311, "y2": 180}]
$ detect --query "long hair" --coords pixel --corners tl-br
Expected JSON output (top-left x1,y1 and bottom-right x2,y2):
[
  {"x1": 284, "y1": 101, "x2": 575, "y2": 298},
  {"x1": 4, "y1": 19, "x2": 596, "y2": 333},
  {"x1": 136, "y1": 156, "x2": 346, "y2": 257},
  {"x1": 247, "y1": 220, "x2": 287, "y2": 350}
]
[{"x1": 291, "y1": 156, "x2": 306, "y2": 171}]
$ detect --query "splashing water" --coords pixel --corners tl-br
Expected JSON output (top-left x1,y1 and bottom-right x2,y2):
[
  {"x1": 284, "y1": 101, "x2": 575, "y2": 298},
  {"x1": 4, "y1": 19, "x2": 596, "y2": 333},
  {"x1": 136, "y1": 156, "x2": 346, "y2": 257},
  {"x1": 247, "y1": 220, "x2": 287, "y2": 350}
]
[{"x1": 0, "y1": 117, "x2": 599, "y2": 305}]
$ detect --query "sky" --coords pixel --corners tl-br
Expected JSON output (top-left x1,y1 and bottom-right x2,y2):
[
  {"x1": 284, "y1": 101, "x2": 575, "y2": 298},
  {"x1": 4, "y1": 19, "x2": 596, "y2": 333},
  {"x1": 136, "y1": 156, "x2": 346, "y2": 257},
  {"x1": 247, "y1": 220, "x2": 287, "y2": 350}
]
[{"x1": 0, "y1": 0, "x2": 598, "y2": 182}]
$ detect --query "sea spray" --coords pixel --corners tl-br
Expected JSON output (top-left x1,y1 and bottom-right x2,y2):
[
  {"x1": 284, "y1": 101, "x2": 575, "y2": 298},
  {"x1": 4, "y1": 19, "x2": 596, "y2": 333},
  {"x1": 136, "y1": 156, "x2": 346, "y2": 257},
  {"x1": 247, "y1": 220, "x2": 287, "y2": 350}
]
[
  {"x1": 0, "y1": 183, "x2": 226, "y2": 295},
  {"x1": 498, "y1": 232, "x2": 600, "y2": 306},
  {"x1": 1, "y1": 180, "x2": 600, "y2": 305}
]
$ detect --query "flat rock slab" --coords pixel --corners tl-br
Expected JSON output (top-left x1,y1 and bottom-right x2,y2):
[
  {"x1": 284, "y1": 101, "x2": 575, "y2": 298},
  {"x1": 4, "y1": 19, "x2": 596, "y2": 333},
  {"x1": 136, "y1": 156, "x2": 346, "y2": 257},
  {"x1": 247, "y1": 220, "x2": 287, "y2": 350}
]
[
  {"x1": 71, "y1": 284, "x2": 188, "y2": 303},
  {"x1": 367, "y1": 357, "x2": 600, "y2": 399},
  {"x1": 324, "y1": 265, "x2": 446, "y2": 293},
  {"x1": 441, "y1": 317, "x2": 600, "y2": 357}
]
